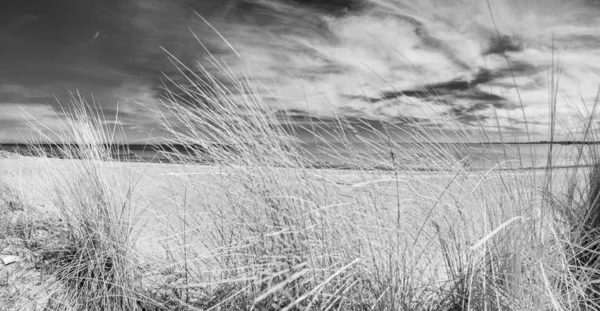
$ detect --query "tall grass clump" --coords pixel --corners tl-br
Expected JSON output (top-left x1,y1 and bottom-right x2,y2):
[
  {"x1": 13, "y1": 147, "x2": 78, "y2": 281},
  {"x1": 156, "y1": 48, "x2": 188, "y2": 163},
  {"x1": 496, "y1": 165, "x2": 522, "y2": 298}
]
[
  {"x1": 6, "y1": 21, "x2": 598, "y2": 311},
  {"x1": 148, "y1": 45, "x2": 581, "y2": 310},
  {"x1": 546, "y1": 144, "x2": 600, "y2": 308},
  {"x1": 564, "y1": 162, "x2": 600, "y2": 309},
  {"x1": 24, "y1": 94, "x2": 148, "y2": 310}
]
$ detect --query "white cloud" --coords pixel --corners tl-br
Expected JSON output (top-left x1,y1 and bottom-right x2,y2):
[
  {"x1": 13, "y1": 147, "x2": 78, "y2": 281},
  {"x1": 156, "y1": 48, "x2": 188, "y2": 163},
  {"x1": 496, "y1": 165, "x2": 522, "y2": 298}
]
[
  {"x1": 0, "y1": 84, "x2": 50, "y2": 100},
  {"x1": 0, "y1": 103, "x2": 66, "y2": 141},
  {"x1": 0, "y1": 103, "x2": 60, "y2": 122}
]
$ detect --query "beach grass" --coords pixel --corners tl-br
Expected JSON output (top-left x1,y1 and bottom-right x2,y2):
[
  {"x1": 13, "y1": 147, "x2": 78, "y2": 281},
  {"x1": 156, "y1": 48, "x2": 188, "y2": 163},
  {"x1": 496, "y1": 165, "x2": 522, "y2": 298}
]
[
  {"x1": 137, "y1": 51, "x2": 599, "y2": 310},
  {"x1": 3, "y1": 96, "x2": 154, "y2": 310},
  {"x1": 1, "y1": 23, "x2": 600, "y2": 311},
  {"x1": 0, "y1": 70, "x2": 598, "y2": 311},
  {"x1": 0, "y1": 85, "x2": 596, "y2": 311}
]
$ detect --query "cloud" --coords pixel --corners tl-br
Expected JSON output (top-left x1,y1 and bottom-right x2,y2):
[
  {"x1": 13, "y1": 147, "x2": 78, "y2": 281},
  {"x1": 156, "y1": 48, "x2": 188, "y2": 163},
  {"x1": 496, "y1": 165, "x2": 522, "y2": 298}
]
[
  {"x1": 110, "y1": 82, "x2": 168, "y2": 129},
  {"x1": 0, "y1": 84, "x2": 53, "y2": 103},
  {"x1": 3, "y1": 0, "x2": 600, "y2": 142},
  {"x1": 0, "y1": 103, "x2": 65, "y2": 141},
  {"x1": 0, "y1": 103, "x2": 60, "y2": 122},
  {"x1": 185, "y1": 0, "x2": 600, "y2": 141}
]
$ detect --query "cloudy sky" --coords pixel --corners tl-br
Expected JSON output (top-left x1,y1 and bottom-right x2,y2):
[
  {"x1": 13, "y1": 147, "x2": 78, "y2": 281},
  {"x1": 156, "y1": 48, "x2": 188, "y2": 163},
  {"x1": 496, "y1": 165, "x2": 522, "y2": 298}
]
[{"x1": 2, "y1": 0, "x2": 600, "y2": 142}]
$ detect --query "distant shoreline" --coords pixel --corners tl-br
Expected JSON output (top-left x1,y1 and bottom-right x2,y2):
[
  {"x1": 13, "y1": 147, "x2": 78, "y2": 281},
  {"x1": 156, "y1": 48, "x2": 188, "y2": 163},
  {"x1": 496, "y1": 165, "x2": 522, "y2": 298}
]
[
  {"x1": 2, "y1": 141, "x2": 600, "y2": 147},
  {"x1": 474, "y1": 141, "x2": 600, "y2": 145}
]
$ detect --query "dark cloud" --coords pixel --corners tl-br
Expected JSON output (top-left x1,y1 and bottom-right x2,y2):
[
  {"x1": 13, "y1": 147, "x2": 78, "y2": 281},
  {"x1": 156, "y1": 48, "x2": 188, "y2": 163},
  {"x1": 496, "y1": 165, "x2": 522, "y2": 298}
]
[
  {"x1": 0, "y1": 0, "x2": 236, "y2": 91},
  {"x1": 0, "y1": 0, "x2": 236, "y2": 139},
  {"x1": 2, "y1": 0, "x2": 600, "y2": 142},
  {"x1": 287, "y1": 0, "x2": 368, "y2": 15},
  {"x1": 483, "y1": 35, "x2": 523, "y2": 56}
]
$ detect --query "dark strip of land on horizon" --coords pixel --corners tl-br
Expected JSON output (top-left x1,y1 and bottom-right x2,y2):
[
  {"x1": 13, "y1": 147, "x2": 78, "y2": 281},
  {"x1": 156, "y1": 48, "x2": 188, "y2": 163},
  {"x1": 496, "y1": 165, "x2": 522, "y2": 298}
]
[{"x1": 2, "y1": 141, "x2": 600, "y2": 148}]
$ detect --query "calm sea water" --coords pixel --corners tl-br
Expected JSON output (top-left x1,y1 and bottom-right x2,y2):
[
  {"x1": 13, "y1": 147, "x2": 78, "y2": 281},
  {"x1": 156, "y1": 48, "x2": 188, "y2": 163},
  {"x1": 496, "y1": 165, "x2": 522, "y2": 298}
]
[
  {"x1": 1, "y1": 143, "x2": 597, "y2": 171},
  {"x1": 0, "y1": 144, "x2": 167, "y2": 163},
  {"x1": 300, "y1": 142, "x2": 600, "y2": 170}
]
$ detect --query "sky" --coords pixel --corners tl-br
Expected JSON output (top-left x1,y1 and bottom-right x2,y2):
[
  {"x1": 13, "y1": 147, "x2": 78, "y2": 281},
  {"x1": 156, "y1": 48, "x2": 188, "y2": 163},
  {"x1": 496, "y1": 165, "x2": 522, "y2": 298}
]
[{"x1": 1, "y1": 0, "x2": 600, "y2": 143}]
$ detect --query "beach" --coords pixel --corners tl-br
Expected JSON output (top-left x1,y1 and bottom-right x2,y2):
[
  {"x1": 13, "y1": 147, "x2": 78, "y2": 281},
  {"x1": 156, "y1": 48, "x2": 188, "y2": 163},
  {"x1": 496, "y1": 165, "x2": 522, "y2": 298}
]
[{"x1": 1, "y1": 149, "x2": 570, "y2": 309}]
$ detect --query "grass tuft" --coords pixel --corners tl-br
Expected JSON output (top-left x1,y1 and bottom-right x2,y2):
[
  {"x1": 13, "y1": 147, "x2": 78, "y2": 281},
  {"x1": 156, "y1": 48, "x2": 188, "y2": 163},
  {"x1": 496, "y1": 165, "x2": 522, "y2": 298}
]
[{"x1": 22, "y1": 94, "x2": 147, "y2": 310}]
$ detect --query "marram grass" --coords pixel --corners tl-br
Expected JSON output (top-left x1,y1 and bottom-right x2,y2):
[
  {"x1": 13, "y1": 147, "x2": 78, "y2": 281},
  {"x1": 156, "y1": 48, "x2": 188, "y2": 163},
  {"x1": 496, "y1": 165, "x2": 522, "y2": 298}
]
[{"x1": 3, "y1": 44, "x2": 600, "y2": 311}]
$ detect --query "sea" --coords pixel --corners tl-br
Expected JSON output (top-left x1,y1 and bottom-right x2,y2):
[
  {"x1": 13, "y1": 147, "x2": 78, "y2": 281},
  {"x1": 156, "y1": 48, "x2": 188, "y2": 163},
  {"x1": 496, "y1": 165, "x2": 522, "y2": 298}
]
[{"x1": 1, "y1": 142, "x2": 599, "y2": 171}]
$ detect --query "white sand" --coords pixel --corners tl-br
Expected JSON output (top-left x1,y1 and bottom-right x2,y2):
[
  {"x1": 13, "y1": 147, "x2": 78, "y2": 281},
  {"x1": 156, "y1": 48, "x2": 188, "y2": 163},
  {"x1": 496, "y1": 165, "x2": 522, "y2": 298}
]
[{"x1": 0, "y1": 156, "x2": 573, "y2": 285}]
